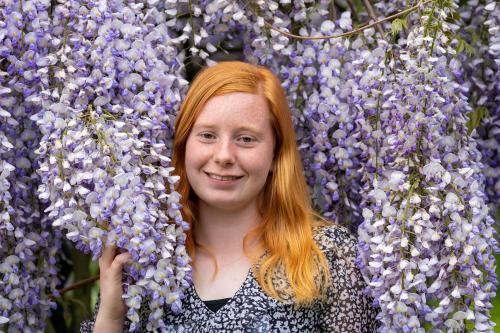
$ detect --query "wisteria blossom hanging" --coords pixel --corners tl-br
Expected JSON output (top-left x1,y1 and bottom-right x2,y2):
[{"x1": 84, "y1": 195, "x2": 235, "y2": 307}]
[
  {"x1": 357, "y1": 5, "x2": 498, "y2": 331},
  {"x1": 457, "y1": 1, "x2": 499, "y2": 212},
  {"x1": 0, "y1": 0, "x2": 61, "y2": 331},
  {"x1": 28, "y1": 0, "x2": 191, "y2": 331}
]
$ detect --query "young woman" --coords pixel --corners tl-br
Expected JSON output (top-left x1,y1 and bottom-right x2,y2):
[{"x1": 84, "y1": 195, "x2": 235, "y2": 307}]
[{"x1": 81, "y1": 61, "x2": 379, "y2": 332}]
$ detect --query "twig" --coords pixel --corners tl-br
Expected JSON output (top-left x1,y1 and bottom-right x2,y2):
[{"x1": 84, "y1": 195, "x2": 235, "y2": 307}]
[
  {"x1": 362, "y1": 0, "x2": 386, "y2": 39},
  {"x1": 329, "y1": 1, "x2": 338, "y2": 21},
  {"x1": 345, "y1": 0, "x2": 358, "y2": 22},
  {"x1": 247, "y1": 0, "x2": 432, "y2": 40},
  {"x1": 55, "y1": 275, "x2": 99, "y2": 297}
]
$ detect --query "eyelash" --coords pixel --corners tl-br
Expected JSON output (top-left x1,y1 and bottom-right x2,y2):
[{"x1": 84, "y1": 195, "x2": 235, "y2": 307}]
[
  {"x1": 198, "y1": 132, "x2": 216, "y2": 140},
  {"x1": 197, "y1": 133, "x2": 257, "y2": 144},
  {"x1": 238, "y1": 136, "x2": 256, "y2": 143}
]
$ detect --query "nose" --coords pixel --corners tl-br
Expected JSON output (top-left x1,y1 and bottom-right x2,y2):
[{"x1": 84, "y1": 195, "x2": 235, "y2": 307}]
[{"x1": 213, "y1": 138, "x2": 236, "y2": 166}]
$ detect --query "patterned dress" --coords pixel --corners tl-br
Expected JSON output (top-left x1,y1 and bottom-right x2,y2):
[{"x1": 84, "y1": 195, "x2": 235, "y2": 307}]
[{"x1": 80, "y1": 225, "x2": 380, "y2": 332}]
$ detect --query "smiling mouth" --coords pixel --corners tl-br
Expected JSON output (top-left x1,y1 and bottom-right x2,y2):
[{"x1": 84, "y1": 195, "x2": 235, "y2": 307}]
[{"x1": 205, "y1": 172, "x2": 243, "y2": 181}]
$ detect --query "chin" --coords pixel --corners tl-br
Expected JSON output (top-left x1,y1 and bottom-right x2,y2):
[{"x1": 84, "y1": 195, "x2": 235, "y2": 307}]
[{"x1": 203, "y1": 198, "x2": 251, "y2": 212}]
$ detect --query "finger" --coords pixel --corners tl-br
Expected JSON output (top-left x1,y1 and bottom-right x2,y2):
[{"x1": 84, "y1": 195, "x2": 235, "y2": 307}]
[
  {"x1": 99, "y1": 244, "x2": 117, "y2": 270},
  {"x1": 109, "y1": 252, "x2": 132, "y2": 274}
]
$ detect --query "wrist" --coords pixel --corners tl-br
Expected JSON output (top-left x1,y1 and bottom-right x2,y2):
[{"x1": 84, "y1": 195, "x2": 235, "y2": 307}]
[{"x1": 94, "y1": 311, "x2": 125, "y2": 333}]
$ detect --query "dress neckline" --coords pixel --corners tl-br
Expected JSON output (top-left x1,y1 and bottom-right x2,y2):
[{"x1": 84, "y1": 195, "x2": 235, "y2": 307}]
[
  {"x1": 192, "y1": 268, "x2": 254, "y2": 313},
  {"x1": 203, "y1": 297, "x2": 232, "y2": 312}
]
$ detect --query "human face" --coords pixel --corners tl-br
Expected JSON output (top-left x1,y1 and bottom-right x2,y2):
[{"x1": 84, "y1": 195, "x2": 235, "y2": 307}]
[{"x1": 185, "y1": 92, "x2": 275, "y2": 212}]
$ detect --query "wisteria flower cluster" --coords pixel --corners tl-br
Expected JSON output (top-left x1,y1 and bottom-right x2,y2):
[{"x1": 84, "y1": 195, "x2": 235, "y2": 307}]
[
  {"x1": 457, "y1": 0, "x2": 499, "y2": 211},
  {"x1": 0, "y1": 0, "x2": 62, "y2": 331},
  {"x1": 357, "y1": 5, "x2": 498, "y2": 331},
  {"x1": 0, "y1": 0, "x2": 191, "y2": 331},
  {"x1": 25, "y1": 0, "x2": 192, "y2": 330},
  {"x1": 373, "y1": 0, "x2": 500, "y2": 215}
]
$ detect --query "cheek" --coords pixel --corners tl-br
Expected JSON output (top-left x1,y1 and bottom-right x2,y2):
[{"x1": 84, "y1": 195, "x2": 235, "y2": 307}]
[
  {"x1": 184, "y1": 140, "x2": 203, "y2": 172},
  {"x1": 246, "y1": 152, "x2": 274, "y2": 177},
  {"x1": 185, "y1": 153, "x2": 203, "y2": 193},
  {"x1": 261, "y1": 146, "x2": 275, "y2": 172}
]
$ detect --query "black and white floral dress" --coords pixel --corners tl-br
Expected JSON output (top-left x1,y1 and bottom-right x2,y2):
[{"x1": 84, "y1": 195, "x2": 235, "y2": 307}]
[{"x1": 80, "y1": 225, "x2": 380, "y2": 332}]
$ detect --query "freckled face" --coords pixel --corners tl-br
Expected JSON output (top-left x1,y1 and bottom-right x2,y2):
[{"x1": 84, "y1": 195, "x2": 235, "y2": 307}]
[{"x1": 185, "y1": 92, "x2": 275, "y2": 212}]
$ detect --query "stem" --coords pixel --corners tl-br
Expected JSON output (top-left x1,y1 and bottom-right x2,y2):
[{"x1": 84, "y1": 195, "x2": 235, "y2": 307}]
[
  {"x1": 401, "y1": 270, "x2": 405, "y2": 290},
  {"x1": 345, "y1": 0, "x2": 358, "y2": 22},
  {"x1": 423, "y1": 0, "x2": 437, "y2": 38},
  {"x1": 374, "y1": 91, "x2": 381, "y2": 177},
  {"x1": 397, "y1": 176, "x2": 418, "y2": 293},
  {"x1": 188, "y1": 0, "x2": 196, "y2": 45},
  {"x1": 394, "y1": 171, "x2": 417, "y2": 290},
  {"x1": 63, "y1": 18, "x2": 69, "y2": 47},
  {"x1": 53, "y1": 275, "x2": 99, "y2": 297},
  {"x1": 362, "y1": 0, "x2": 386, "y2": 39},
  {"x1": 86, "y1": 105, "x2": 118, "y2": 164},
  {"x1": 328, "y1": 0, "x2": 337, "y2": 21},
  {"x1": 245, "y1": 0, "x2": 433, "y2": 40},
  {"x1": 450, "y1": 183, "x2": 471, "y2": 224},
  {"x1": 401, "y1": 179, "x2": 418, "y2": 237},
  {"x1": 372, "y1": 49, "x2": 392, "y2": 179},
  {"x1": 97, "y1": 130, "x2": 117, "y2": 163},
  {"x1": 59, "y1": 18, "x2": 70, "y2": 95},
  {"x1": 20, "y1": 0, "x2": 25, "y2": 56},
  {"x1": 429, "y1": 21, "x2": 439, "y2": 55},
  {"x1": 57, "y1": 152, "x2": 65, "y2": 181}
]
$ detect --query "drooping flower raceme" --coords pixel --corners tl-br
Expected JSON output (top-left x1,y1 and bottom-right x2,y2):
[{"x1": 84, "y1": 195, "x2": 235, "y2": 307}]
[
  {"x1": 0, "y1": 1, "x2": 61, "y2": 331},
  {"x1": 457, "y1": 0, "x2": 499, "y2": 213},
  {"x1": 30, "y1": 0, "x2": 191, "y2": 331},
  {"x1": 357, "y1": 6, "x2": 498, "y2": 332}
]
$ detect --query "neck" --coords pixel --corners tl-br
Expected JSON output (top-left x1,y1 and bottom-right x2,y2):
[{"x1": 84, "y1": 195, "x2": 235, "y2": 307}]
[{"x1": 194, "y1": 201, "x2": 261, "y2": 256}]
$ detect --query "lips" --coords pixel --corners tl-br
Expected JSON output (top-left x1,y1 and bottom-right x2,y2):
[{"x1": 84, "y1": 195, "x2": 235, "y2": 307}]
[{"x1": 205, "y1": 172, "x2": 243, "y2": 181}]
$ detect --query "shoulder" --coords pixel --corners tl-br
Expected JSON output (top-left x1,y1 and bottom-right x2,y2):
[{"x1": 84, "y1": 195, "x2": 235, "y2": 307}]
[
  {"x1": 313, "y1": 223, "x2": 358, "y2": 260},
  {"x1": 313, "y1": 224, "x2": 381, "y2": 332}
]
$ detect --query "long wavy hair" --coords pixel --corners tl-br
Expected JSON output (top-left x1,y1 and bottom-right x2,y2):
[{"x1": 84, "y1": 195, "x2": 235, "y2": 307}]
[{"x1": 172, "y1": 61, "x2": 330, "y2": 304}]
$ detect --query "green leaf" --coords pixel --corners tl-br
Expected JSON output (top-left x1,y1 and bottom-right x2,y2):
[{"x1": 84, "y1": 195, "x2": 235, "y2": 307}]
[
  {"x1": 464, "y1": 42, "x2": 474, "y2": 56},
  {"x1": 391, "y1": 17, "x2": 407, "y2": 37},
  {"x1": 466, "y1": 107, "x2": 489, "y2": 135},
  {"x1": 447, "y1": 8, "x2": 461, "y2": 23},
  {"x1": 452, "y1": 34, "x2": 475, "y2": 56},
  {"x1": 456, "y1": 37, "x2": 465, "y2": 54},
  {"x1": 465, "y1": 319, "x2": 475, "y2": 330}
]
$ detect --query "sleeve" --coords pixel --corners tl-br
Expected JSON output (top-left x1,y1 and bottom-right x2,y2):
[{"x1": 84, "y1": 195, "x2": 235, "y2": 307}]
[
  {"x1": 79, "y1": 295, "x2": 150, "y2": 333},
  {"x1": 317, "y1": 226, "x2": 380, "y2": 333}
]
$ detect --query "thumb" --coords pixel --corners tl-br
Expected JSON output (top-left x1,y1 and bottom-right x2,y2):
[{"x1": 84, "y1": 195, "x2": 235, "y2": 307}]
[{"x1": 105, "y1": 252, "x2": 132, "y2": 283}]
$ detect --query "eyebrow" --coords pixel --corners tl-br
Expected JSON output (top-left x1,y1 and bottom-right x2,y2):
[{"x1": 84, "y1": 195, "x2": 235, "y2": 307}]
[{"x1": 192, "y1": 123, "x2": 263, "y2": 134}]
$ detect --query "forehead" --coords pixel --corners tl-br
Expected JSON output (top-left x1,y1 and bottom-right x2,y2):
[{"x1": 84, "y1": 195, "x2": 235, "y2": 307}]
[{"x1": 194, "y1": 92, "x2": 272, "y2": 127}]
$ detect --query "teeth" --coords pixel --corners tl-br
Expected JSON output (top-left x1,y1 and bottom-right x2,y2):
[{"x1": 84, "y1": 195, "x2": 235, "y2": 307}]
[{"x1": 208, "y1": 173, "x2": 240, "y2": 181}]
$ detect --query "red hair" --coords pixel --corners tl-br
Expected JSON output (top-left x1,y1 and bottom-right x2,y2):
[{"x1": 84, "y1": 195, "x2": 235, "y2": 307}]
[{"x1": 172, "y1": 61, "x2": 330, "y2": 304}]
